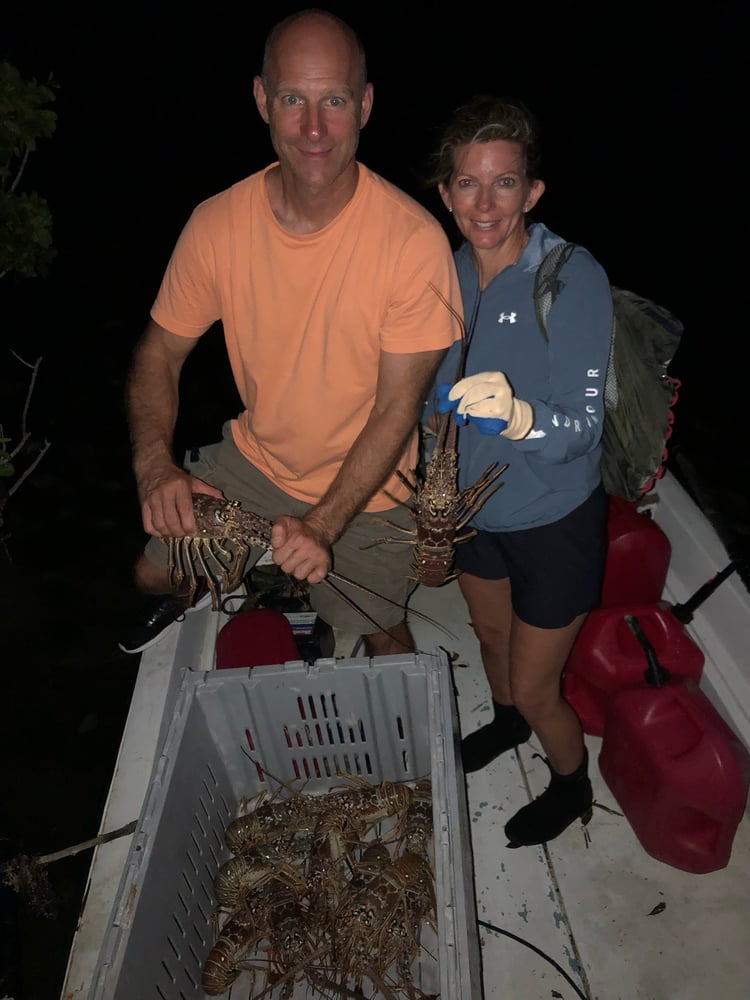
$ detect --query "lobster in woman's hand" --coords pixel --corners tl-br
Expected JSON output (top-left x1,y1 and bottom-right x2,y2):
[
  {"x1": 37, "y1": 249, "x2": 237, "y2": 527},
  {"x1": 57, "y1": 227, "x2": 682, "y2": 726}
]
[
  {"x1": 369, "y1": 282, "x2": 507, "y2": 587},
  {"x1": 397, "y1": 405, "x2": 506, "y2": 587},
  {"x1": 161, "y1": 493, "x2": 452, "y2": 638}
]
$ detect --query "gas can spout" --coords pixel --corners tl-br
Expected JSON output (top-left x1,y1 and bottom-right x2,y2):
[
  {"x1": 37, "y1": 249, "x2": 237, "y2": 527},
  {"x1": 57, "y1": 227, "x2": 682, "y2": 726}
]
[{"x1": 670, "y1": 563, "x2": 736, "y2": 624}]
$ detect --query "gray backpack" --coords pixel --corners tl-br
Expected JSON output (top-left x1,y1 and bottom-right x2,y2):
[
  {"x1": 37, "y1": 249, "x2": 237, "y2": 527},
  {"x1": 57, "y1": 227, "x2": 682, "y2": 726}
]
[{"x1": 534, "y1": 242, "x2": 683, "y2": 501}]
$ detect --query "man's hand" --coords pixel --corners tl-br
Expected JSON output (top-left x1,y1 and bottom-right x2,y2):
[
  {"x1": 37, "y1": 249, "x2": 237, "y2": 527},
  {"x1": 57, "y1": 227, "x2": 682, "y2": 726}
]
[
  {"x1": 440, "y1": 372, "x2": 534, "y2": 439},
  {"x1": 271, "y1": 515, "x2": 332, "y2": 584},
  {"x1": 140, "y1": 468, "x2": 223, "y2": 538}
]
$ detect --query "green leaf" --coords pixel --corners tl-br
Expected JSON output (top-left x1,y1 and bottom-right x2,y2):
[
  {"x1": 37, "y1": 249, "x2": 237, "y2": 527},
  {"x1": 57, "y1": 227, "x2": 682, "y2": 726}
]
[{"x1": 0, "y1": 61, "x2": 57, "y2": 280}]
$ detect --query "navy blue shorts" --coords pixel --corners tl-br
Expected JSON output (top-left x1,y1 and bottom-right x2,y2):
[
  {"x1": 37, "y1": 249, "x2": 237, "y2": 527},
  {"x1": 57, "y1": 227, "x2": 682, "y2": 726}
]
[{"x1": 454, "y1": 485, "x2": 608, "y2": 629}]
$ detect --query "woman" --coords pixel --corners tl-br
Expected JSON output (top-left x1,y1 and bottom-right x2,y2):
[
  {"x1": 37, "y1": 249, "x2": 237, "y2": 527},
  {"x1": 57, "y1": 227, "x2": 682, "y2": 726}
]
[{"x1": 428, "y1": 95, "x2": 613, "y2": 847}]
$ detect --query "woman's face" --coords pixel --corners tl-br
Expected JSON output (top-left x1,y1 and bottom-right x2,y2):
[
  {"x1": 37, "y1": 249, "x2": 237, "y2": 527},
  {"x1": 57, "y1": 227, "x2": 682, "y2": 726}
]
[{"x1": 439, "y1": 140, "x2": 544, "y2": 253}]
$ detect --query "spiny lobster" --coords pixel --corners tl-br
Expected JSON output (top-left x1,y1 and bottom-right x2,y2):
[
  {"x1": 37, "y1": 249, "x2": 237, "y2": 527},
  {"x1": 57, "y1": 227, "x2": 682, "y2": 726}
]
[
  {"x1": 369, "y1": 282, "x2": 507, "y2": 586},
  {"x1": 203, "y1": 774, "x2": 437, "y2": 998},
  {"x1": 162, "y1": 493, "x2": 452, "y2": 639}
]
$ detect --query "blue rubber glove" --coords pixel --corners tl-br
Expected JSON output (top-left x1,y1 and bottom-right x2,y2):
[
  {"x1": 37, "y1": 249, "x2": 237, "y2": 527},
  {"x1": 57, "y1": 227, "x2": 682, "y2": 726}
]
[
  {"x1": 435, "y1": 382, "x2": 466, "y2": 422},
  {"x1": 468, "y1": 414, "x2": 510, "y2": 435}
]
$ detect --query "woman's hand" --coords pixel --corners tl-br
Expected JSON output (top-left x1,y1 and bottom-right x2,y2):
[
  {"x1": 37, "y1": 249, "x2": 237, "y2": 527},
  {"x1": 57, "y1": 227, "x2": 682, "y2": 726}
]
[{"x1": 440, "y1": 372, "x2": 534, "y2": 439}]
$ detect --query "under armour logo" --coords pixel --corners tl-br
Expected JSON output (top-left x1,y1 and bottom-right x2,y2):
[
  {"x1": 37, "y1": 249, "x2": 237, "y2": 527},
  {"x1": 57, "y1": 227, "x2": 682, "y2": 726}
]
[{"x1": 497, "y1": 312, "x2": 517, "y2": 324}]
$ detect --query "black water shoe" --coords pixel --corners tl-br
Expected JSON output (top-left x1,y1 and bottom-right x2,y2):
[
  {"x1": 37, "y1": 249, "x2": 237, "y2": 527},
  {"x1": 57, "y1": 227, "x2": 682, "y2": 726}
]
[
  {"x1": 118, "y1": 581, "x2": 212, "y2": 654},
  {"x1": 461, "y1": 700, "x2": 532, "y2": 773},
  {"x1": 505, "y1": 749, "x2": 593, "y2": 847}
]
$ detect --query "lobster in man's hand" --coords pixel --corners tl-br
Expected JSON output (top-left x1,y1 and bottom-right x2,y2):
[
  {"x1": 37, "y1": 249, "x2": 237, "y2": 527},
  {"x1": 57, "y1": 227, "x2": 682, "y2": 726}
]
[{"x1": 162, "y1": 492, "x2": 454, "y2": 639}]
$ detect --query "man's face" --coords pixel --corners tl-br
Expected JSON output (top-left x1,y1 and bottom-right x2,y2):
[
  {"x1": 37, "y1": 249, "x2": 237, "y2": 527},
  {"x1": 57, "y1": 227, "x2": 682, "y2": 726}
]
[{"x1": 254, "y1": 19, "x2": 373, "y2": 195}]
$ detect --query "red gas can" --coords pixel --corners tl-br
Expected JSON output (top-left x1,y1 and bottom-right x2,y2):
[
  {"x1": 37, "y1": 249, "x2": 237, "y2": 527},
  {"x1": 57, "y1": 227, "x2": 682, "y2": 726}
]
[
  {"x1": 563, "y1": 602, "x2": 705, "y2": 736},
  {"x1": 599, "y1": 676, "x2": 750, "y2": 873},
  {"x1": 600, "y1": 495, "x2": 671, "y2": 608}
]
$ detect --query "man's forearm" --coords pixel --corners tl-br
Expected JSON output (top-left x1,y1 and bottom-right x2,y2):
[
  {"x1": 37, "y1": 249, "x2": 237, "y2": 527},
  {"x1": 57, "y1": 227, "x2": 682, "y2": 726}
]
[
  {"x1": 127, "y1": 347, "x2": 181, "y2": 483},
  {"x1": 304, "y1": 401, "x2": 419, "y2": 544},
  {"x1": 304, "y1": 348, "x2": 446, "y2": 544}
]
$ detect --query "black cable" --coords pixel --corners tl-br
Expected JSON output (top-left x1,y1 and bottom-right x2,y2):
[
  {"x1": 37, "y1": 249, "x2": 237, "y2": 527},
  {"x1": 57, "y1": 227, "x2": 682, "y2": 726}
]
[{"x1": 477, "y1": 918, "x2": 589, "y2": 1000}]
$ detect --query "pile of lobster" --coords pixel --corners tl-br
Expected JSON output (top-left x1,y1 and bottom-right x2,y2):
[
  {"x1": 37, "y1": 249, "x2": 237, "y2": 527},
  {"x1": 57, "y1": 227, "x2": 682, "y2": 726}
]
[{"x1": 201, "y1": 775, "x2": 437, "y2": 999}]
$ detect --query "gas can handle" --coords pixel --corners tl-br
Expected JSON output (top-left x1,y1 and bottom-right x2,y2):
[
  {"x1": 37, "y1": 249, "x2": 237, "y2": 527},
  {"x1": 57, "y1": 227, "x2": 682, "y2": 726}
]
[{"x1": 625, "y1": 614, "x2": 671, "y2": 687}]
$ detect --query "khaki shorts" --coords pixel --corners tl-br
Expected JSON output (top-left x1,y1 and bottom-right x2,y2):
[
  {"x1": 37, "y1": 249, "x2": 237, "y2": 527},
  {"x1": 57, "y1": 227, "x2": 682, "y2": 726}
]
[{"x1": 145, "y1": 422, "x2": 419, "y2": 633}]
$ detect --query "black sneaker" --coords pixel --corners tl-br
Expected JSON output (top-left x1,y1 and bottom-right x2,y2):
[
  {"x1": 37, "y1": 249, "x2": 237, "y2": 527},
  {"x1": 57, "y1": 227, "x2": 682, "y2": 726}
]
[{"x1": 118, "y1": 583, "x2": 212, "y2": 654}]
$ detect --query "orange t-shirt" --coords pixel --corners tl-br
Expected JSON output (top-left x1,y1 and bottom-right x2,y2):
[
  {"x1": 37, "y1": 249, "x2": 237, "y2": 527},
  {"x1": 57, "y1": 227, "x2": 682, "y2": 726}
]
[{"x1": 151, "y1": 163, "x2": 462, "y2": 510}]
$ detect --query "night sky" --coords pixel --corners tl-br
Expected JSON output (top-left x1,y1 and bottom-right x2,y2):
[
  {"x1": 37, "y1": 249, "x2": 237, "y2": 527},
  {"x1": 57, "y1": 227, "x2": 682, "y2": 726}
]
[
  {"x1": 3, "y1": 2, "x2": 747, "y2": 448},
  {"x1": 3, "y1": 3, "x2": 745, "y2": 378},
  {"x1": 1, "y1": 2, "x2": 747, "y2": 997}
]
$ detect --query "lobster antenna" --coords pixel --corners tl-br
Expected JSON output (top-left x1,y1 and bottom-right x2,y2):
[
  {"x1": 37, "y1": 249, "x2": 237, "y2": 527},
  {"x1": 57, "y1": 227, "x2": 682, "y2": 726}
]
[
  {"x1": 461, "y1": 286, "x2": 482, "y2": 375},
  {"x1": 426, "y1": 281, "x2": 483, "y2": 458},
  {"x1": 323, "y1": 574, "x2": 458, "y2": 642},
  {"x1": 237, "y1": 749, "x2": 314, "y2": 799},
  {"x1": 427, "y1": 279, "x2": 482, "y2": 383}
]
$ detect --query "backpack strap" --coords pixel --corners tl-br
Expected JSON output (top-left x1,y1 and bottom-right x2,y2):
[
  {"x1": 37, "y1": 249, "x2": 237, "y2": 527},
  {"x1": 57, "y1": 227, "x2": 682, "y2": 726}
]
[{"x1": 533, "y1": 241, "x2": 577, "y2": 342}]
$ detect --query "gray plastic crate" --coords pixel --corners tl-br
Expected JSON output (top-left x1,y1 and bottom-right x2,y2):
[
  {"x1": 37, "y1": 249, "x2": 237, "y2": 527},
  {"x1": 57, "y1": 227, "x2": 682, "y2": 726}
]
[{"x1": 90, "y1": 650, "x2": 481, "y2": 999}]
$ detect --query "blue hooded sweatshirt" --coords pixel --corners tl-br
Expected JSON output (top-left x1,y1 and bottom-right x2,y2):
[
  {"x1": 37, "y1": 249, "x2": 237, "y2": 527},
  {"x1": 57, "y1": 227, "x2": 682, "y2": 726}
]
[{"x1": 428, "y1": 222, "x2": 613, "y2": 531}]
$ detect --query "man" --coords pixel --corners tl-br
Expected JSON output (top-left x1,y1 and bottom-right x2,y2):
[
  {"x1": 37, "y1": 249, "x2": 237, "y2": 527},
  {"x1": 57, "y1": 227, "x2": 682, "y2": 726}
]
[{"x1": 119, "y1": 8, "x2": 461, "y2": 658}]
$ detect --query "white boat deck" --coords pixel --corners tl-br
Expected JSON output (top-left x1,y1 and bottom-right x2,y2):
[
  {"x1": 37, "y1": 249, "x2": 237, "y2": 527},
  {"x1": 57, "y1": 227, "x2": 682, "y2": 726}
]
[
  {"x1": 61, "y1": 472, "x2": 750, "y2": 1000},
  {"x1": 408, "y1": 580, "x2": 750, "y2": 1000}
]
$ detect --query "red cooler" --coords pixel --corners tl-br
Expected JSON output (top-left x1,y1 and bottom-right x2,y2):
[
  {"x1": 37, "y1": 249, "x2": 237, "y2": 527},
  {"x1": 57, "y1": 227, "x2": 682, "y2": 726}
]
[{"x1": 215, "y1": 608, "x2": 301, "y2": 669}]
